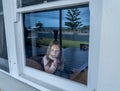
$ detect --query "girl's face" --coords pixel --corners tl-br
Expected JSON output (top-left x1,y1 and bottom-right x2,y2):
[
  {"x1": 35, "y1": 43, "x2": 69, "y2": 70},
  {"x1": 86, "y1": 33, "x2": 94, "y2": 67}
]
[{"x1": 49, "y1": 44, "x2": 60, "y2": 58}]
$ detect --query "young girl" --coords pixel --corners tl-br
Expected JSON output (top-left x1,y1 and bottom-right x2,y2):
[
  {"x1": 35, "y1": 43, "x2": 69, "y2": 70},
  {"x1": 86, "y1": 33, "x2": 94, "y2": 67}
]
[{"x1": 42, "y1": 41, "x2": 64, "y2": 74}]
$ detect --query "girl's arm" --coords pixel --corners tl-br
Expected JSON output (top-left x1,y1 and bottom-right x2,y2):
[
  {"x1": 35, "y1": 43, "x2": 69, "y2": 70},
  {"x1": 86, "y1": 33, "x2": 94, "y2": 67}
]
[{"x1": 43, "y1": 56, "x2": 57, "y2": 73}]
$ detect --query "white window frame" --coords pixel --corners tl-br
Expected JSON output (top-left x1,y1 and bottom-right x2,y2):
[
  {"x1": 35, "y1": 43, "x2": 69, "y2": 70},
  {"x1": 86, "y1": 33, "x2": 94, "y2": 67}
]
[{"x1": 2, "y1": 0, "x2": 101, "y2": 91}]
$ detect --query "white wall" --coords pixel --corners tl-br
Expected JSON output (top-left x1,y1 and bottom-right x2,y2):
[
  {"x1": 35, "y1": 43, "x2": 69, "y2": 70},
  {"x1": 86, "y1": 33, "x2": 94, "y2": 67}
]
[{"x1": 97, "y1": 0, "x2": 120, "y2": 91}]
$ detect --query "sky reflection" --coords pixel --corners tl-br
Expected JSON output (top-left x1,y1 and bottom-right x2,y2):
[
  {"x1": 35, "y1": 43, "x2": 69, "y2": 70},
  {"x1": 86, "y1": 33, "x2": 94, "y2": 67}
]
[{"x1": 25, "y1": 6, "x2": 90, "y2": 28}]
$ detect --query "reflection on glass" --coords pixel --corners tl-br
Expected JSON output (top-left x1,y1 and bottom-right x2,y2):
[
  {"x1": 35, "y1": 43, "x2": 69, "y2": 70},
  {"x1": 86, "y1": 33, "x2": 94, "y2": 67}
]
[
  {"x1": 23, "y1": 10, "x2": 60, "y2": 71},
  {"x1": 23, "y1": 5, "x2": 89, "y2": 85},
  {"x1": 61, "y1": 7, "x2": 89, "y2": 84},
  {"x1": 18, "y1": 0, "x2": 59, "y2": 7},
  {"x1": 0, "y1": 0, "x2": 3, "y2": 12},
  {"x1": 0, "y1": 1, "x2": 9, "y2": 72}
]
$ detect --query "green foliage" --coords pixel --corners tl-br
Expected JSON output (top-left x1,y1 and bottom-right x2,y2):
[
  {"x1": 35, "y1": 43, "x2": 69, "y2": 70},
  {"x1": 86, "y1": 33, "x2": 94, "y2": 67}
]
[
  {"x1": 62, "y1": 40, "x2": 88, "y2": 48},
  {"x1": 80, "y1": 25, "x2": 89, "y2": 33},
  {"x1": 36, "y1": 38, "x2": 88, "y2": 48},
  {"x1": 36, "y1": 21, "x2": 43, "y2": 31},
  {"x1": 82, "y1": 25, "x2": 89, "y2": 30},
  {"x1": 65, "y1": 8, "x2": 83, "y2": 31}
]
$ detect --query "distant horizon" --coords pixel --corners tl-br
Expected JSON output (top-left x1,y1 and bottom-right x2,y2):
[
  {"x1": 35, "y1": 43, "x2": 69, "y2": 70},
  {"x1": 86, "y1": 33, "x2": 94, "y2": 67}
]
[{"x1": 27, "y1": 25, "x2": 89, "y2": 28}]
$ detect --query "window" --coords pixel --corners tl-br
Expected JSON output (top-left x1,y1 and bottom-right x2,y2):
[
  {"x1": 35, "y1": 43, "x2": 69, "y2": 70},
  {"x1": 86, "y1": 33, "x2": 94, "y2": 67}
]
[
  {"x1": 2, "y1": 0, "x2": 101, "y2": 90},
  {"x1": 0, "y1": 0, "x2": 9, "y2": 72},
  {"x1": 23, "y1": 4, "x2": 89, "y2": 85},
  {"x1": 17, "y1": 0, "x2": 59, "y2": 7}
]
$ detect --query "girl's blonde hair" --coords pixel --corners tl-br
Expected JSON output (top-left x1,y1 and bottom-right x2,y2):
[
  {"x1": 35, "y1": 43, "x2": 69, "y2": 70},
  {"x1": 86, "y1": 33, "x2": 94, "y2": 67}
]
[
  {"x1": 46, "y1": 40, "x2": 60, "y2": 57},
  {"x1": 45, "y1": 40, "x2": 62, "y2": 67}
]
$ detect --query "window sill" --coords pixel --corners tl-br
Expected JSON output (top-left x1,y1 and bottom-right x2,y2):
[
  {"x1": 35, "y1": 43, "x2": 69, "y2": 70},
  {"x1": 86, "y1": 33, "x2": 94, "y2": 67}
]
[{"x1": 19, "y1": 73, "x2": 66, "y2": 91}]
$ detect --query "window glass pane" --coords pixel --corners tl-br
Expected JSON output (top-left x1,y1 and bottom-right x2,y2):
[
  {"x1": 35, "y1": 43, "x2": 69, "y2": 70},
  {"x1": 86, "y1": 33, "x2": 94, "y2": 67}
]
[
  {"x1": 23, "y1": 4, "x2": 90, "y2": 85},
  {"x1": 17, "y1": 0, "x2": 59, "y2": 7},
  {"x1": 62, "y1": 6, "x2": 89, "y2": 85},
  {"x1": 0, "y1": 1, "x2": 9, "y2": 72},
  {"x1": 0, "y1": 15, "x2": 8, "y2": 59},
  {"x1": 0, "y1": 0, "x2": 3, "y2": 12},
  {"x1": 23, "y1": 10, "x2": 60, "y2": 70}
]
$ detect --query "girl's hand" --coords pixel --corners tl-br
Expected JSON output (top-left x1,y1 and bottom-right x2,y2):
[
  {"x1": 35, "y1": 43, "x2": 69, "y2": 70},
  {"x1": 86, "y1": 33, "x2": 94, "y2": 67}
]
[
  {"x1": 49, "y1": 55, "x2": 57, "y2": 62},
  {"x1": 48, "y1": 55, "x2": 58, "y2": 67},
  {"x1": 53, "y1": 58, "x2": 58, "y2": 67}
]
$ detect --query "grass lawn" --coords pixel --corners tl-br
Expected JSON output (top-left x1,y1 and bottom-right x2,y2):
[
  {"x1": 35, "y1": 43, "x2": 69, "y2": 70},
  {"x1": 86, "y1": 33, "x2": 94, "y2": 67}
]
[
  {"x1": 36, "y1": 38, "x2": 88, "y2": 48},
  {"x1": 62, "y1": 40, "x2": 88, "y2": 48}
]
